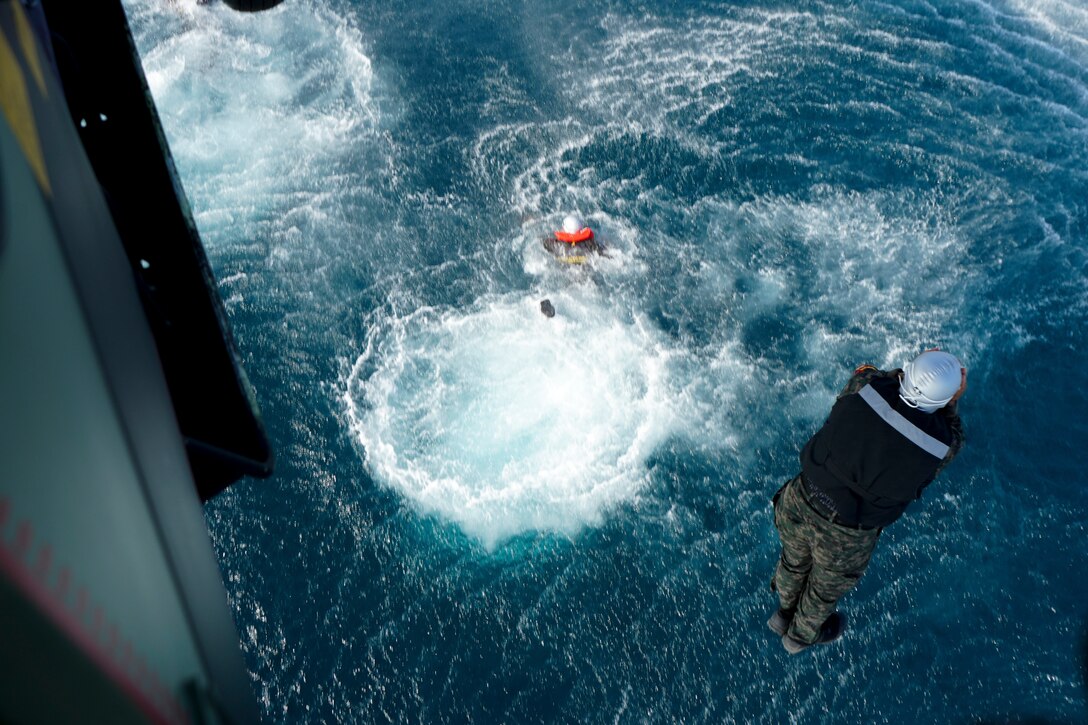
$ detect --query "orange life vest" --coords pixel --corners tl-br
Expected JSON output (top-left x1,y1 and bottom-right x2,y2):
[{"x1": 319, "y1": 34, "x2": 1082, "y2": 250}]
[{"x1": 554, "y1": 227, "x2": 594, "y2": 244}]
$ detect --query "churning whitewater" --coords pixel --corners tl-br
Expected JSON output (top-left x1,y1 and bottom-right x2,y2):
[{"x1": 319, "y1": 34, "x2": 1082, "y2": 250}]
[
  {"x1": 344, "y1": 290, "x2": 685, "y2": 548},
  {"x1": 126, "y1": 0, "x2": 1087, "y2": 722}
]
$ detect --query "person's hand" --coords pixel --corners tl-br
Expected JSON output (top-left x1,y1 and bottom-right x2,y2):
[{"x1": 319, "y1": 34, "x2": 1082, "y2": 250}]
[{"x1": 951, "y1": 367, "x2": 967, "y2": 403}]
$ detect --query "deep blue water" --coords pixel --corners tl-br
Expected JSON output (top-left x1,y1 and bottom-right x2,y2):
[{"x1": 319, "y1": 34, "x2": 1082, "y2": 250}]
[{"x1": 125, "y1": 0, "x2": 1088, "y2": 721}]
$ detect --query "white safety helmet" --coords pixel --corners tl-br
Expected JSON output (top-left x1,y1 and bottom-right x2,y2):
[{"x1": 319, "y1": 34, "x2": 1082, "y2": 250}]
[
  {"x1": 562, "y1": 214, "x2": 584, "y2": 234},
  {"x1": 899, "y1": 350, "x2": 962, "y2": 413}
]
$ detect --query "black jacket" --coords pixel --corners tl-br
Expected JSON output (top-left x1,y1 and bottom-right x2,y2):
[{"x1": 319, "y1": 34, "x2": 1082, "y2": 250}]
[{"x1": 800, "y1": 366, "x2": 964, "y2": 528}]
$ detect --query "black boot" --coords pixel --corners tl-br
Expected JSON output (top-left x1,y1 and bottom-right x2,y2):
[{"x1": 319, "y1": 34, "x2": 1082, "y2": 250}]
[
  {"x1": 781, "y1": 612, "x2": 846, "y2": 654},
  {"x1": 767, "y1": 608, "x2": 794, "y2": 637}
]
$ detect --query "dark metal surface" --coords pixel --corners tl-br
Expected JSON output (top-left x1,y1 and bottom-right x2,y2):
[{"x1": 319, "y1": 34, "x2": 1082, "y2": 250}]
[{"x1": 41, "y1": 0, "x2": 273, "y2": 500}]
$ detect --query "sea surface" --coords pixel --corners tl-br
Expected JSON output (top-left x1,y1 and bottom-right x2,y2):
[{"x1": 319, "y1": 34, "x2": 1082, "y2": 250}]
[{"x1": 123, "y1": 0, "x2": 1088, "y2": 721}]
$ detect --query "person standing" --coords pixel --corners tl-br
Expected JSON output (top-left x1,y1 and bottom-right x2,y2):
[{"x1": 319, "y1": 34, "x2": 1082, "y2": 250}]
[{"x1": 768, "y1": 349, "x2": 967, "y2": 654}]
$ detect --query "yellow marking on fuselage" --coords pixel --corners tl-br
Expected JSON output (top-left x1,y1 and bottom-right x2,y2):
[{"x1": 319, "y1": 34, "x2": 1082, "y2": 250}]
[
  {"x1": 0, "y1": 6, "x2": 50, "y2": 195},
  {"x1": 13, "y1": 3, "x2": 46, "y2": 96}
]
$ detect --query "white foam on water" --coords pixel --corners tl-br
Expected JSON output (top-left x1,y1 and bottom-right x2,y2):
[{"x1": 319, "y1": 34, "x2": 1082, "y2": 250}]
[
  {"x1": 1002, "y1": 0, "x2": 1088, "y2": 56},
  {"x1": 123, "y1": 0, "x2": 383, "y2": 244},
  {"x1": 704, "y1": 189, "x2": 974, "y2": 364},
  {"x1": 798, "y1": 193, "x2": 971, "y2": 366},
  {"x1": 470, "y1": 120, "x2": 607, "y2": 217},
  {"x1": 569, "y1": 11, "x2": 826, "y2": 146},
  {"x1": 343, "y1": 291, "x2": 691, "y2": 549}
]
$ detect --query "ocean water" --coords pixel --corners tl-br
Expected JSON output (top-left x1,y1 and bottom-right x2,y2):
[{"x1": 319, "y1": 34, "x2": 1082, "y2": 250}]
[{"x1": 123, "y1": 0, "x2": 1088, "y2": 721}]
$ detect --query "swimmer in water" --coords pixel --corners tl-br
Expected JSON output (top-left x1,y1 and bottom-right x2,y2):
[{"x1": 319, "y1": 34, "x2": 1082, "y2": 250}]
[{"x1": 542, "y1": 214, "x2": 606, "y2": 265}]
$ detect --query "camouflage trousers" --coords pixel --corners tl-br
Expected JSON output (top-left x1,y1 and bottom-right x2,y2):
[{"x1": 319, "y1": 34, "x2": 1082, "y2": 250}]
[{"x1": 771, "y1": 475, "x2": 881, "y2": 644}]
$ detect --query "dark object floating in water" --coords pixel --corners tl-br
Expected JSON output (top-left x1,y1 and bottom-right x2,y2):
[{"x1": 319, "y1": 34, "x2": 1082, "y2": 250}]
[
  {"x1": 540, "y1": 299, "x2": 556, "y2": 318},
  {"x1": 221, "y1": 0, "x2": 285, "y2": 11}
]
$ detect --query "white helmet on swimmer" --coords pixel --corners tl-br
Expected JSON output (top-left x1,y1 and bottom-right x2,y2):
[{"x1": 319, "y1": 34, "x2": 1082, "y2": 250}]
[
  {"x1": 899, "y1": 350, "x2": 962, "y2": 413},
  {"x1": 562, "y1": 214, "x2": 585, "y2": 235}
]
